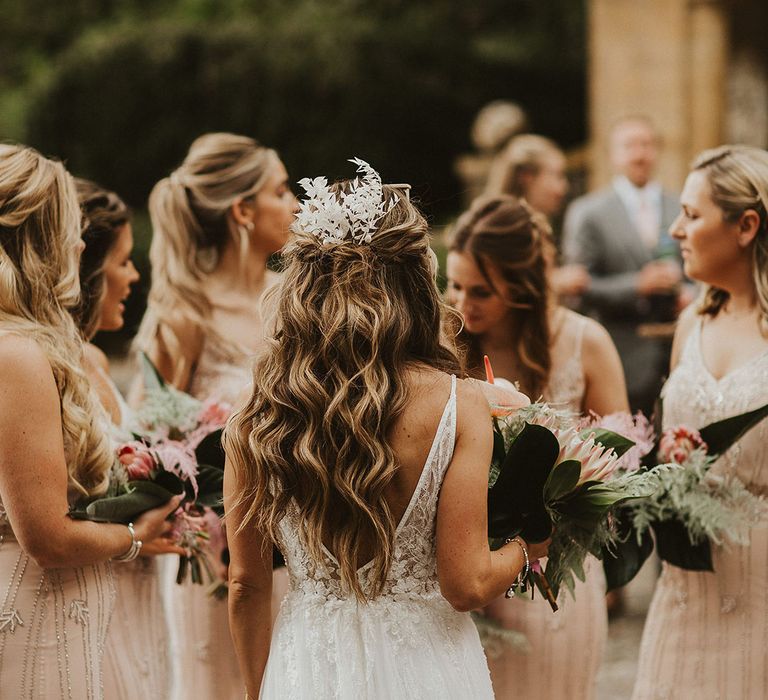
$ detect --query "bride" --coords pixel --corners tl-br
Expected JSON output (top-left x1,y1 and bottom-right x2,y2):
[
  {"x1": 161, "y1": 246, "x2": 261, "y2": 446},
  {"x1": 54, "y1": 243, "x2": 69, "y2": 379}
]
[{"x1": 223, "y1": 160, "x2": 549, "y2": 699}]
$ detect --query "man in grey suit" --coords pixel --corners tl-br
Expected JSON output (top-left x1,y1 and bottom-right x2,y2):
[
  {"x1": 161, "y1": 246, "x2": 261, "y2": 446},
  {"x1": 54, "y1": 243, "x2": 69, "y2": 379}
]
[{"x1": 563, "y1": 116, "x2": 684, "y2": 415}]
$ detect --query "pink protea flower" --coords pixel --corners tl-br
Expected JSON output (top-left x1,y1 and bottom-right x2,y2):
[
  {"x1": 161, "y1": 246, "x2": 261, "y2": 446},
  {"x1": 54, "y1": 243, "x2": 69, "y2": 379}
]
[
  {"x1": 658, "y1": 426, "x2": 707, "y2": 465},
  {"x1": 154, "y1": 439, "x2": 199, "y2": 493},
  {"x1": 555, "y1": 427, "x2": 620, "y2": 485},
  {"x1": 477, "y1": 378, "x2": 531, "y2": 417},
  {"x1": 579, "y1": 411, "x2": 655, "y2": 472},
  {"x1": 117, "y1": 441, "x2": 157, "y2": 480}
]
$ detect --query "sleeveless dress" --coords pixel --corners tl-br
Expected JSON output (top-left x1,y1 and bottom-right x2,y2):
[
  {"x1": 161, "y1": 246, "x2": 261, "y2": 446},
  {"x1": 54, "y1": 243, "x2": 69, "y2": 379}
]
[
  {"x1": 632, "y1": 320, "x2": 768, "y2": 699},
  {"x1": 482, "y1": 310, "x2": 608, "y2": 700},
  {"x1": 166, "y1": 336, "x2": 288, "y2": 700},
  {"x1": 97, "y1": 365, "x2": 171, "y2": 700},
  {"x1": 0, "y1": 357, "x2": 116, "y2": 698},
  {"x1": 260, "y1": 375, "x2": 494, "y2": 699}
]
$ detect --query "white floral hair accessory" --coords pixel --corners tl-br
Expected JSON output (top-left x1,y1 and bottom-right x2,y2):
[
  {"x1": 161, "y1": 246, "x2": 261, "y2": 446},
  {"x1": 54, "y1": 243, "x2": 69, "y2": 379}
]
[{"x1": 292, "y1": 158, "x2": 398, "y2": 245}]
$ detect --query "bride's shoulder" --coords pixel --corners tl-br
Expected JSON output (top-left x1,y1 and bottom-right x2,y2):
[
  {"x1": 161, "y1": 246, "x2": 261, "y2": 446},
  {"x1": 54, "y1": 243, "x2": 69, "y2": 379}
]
[
  {"x1": 0, "y1": 334, "x2": 59, "y2": 413},
  {"x1": 0, "y1": 333, "x2": 52, "y2": 375},
  {"x1": 670, "y1": 304, "x2": 699, "y2": 369}
]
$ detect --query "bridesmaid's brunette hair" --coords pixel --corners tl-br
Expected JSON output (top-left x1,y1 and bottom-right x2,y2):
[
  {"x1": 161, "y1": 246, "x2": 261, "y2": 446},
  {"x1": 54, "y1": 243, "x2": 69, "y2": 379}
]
[
  {"x1": 72, "y1": 179, "x2": 130, "y2": 340},
  {"x1": 0, "y1": 145, "x2": 113, "y2": 495},
  {"x1": 692, "y1": 145, "x2": 768, "y2": 328},
  {"x1": 134, "y1": 132, "x2": 278, "y2": 384},
  {"x1": 449, "y1": 195, "x2": 555, "y2": 398},
  {"x1": 225, "y1": 183, "x2": 461, "y2": 601}
]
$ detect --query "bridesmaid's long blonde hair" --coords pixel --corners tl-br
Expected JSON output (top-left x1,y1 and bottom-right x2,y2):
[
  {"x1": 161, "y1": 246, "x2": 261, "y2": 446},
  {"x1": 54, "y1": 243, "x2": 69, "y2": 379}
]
[
  {"x1": 693, "y1": 145, "x2": 768, "y2": 328},
  {"x1": 134, "y1": 133, "x2": 278, "y2": 384},
  {"x1": 225, "y1": 183, "x2": 460, "y2": 601},
  {"x1": 0, "y1": 144, "x2": 113, "y2": 496}
]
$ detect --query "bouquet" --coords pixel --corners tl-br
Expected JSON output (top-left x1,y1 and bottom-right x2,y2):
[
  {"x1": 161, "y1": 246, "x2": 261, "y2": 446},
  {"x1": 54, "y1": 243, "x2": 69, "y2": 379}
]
[
  {"x1": 606, "y1": 401, "x2": 768, "y2": 589},
  {"x1": 482, "y1": 357, "x2": 664, "y2": 608},
  {"x1": 70, "y1": 354, "x2": 230, "y2": 594}
]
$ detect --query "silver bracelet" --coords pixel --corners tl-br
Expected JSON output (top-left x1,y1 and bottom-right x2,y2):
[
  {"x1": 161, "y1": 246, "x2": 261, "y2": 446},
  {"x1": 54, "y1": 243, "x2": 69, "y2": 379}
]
[
  {"x1": 113, "y1": 522, "x2": 143, "y2": 562},
  {"x1": 504, "y1": 536, "x2": 529, "y2": 598}
]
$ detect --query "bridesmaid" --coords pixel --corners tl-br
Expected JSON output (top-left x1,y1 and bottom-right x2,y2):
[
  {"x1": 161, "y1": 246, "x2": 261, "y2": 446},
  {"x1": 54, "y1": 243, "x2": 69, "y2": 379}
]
[
  {"x1": 485, "y1": 133, "x2": 590, "y2": 299},
  {"x1": 0, "y1": 145, "x2": 179, "y2": 698},
  {"x1": 633, "y1": 145, "x2": 768, "y2": 699},
  {"x1": 74, "y1": 179, "x2": 182, "y2": 699},
  {"x1": 446, "y1": 195, "x2": 628, "y2": 700},
  {"x1": 133, "y1": 133, "x2": 297, "y2": 700}
]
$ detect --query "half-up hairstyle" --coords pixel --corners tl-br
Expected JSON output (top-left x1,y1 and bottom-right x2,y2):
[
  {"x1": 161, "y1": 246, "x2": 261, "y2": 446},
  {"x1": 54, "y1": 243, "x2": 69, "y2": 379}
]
[
  {"x1": 691, "y1": 145, "x2": 768, "y2": 328},
  {"x1": 225, "y1": 183, "x2": 460, "y2": 601},
  {"x1": 0, "y1": 144, "x2": 113, "y2": 496},
  {"x1": 485, "y1": 134, "x2": 562, "y2": 197},
  {"x1": 450, "y1": 195, "x2": 555, "y2": 398},
  {"x1": 134, "y1": 133, "x2": 278, "y2": 384},
  {"x1": 72, "y1": 179, "x2": 130, "y2": 340}
]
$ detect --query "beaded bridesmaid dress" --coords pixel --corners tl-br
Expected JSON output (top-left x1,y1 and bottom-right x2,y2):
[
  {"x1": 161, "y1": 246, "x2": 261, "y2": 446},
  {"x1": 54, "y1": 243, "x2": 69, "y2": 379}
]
[
  {"x1": 0, "y1": 496, "x2": 115, "y2": 698},
  {"x1": 98, "y1": 365, "x2": 171, "y2": 700},
  {"x1": 632, "y1": 320, "x2": 768, "y2": 699},
  {"x1": 482, "y1": 310, "x2": 608, "y2": 700},
  {"x1": 165, "y1": 336, "x2": 289, "y2": 700}
]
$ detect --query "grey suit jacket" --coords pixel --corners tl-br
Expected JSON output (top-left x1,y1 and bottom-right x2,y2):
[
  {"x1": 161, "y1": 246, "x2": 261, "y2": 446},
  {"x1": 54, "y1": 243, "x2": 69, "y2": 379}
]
[
  {"x1": 562, "y1": 186, "x2": 680, "y2": 322},
  {"x1": 562, "y1": 185, "x2": 680, "y2": 409}
]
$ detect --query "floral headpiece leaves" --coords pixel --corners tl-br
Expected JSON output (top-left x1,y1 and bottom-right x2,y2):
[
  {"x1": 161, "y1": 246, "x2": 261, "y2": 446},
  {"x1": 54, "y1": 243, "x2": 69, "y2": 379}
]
[{"x1": 292, "y1": 158, "x2": 398, "y2": 245}]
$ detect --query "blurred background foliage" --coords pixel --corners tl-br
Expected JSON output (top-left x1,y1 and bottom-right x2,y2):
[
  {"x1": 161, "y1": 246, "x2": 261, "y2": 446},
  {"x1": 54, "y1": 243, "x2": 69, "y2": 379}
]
[{"x1": 0, "y1": 0, "x2": 586, "y2": 348}]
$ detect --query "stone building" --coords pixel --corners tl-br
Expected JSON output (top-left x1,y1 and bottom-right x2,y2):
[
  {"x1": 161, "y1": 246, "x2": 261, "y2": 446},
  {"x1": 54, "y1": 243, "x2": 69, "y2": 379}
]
[{"x1": 589, "y1": 0, "x2": 768, "y2": 191}]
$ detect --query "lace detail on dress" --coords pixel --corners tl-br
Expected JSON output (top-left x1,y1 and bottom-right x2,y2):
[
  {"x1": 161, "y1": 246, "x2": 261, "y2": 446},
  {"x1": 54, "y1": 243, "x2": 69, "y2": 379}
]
[
  {"x1": 187, "y1": 336, "x2": 253, "y2": 405},
  {"x1": 263, "y1": 375, "x2": 495, "y2": 699},
  {"x1": 545, "y1": 311, "x2": 587, "y2": 413}
]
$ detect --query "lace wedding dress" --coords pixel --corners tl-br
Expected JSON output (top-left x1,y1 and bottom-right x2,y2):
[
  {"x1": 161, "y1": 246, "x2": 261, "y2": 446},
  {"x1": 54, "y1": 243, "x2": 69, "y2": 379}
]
[
  {"x1": 632, "y1": 320, "x2": 768, "y2": 699},
  {"x1": 481, "y1": 310, "x2": 608, "y2": 700},
  {"x1": 260, "y1": 375, "x2": 494, "y2": 699}
]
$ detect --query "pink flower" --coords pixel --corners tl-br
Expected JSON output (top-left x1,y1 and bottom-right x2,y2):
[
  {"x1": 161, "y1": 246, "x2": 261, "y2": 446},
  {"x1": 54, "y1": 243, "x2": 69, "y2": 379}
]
[
  {"x1": 579, "y1": 411, "x2": 655, "y2": 472},
  {"x1": 117, "y1": 442, "x2": 157, "y2": 480},
  {"x1": 555, "y1": 428, "x2": 620, "y2": 485},
  {"x1": 154, "y1": 439, "x2": 199, "y2": 493},
  {"x1": 658, "y1": 426, "x2": 707, "y2": 465},
  {"x1": 197, "y1": 398, "x2": 232, "y2": 429},
  {"x1": 477, "y1": 378, "x2": 531, "y2": 417}
]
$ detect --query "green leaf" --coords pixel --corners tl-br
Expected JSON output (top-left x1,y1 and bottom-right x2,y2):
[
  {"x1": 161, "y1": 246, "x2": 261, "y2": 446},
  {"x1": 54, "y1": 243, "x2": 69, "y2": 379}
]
[
  {"x1": 579, "y1": 428, "x2": 635, "y2": 458},
  {"x1": 492, "y1": 422, "x2": 506, "y2": 465},
  {"x1": 699, "y1": 401, "x2": 768, "y2": 458},
  {"x1": 602, "y1": 508, "x2": 654, "y2": 591},
  {"x1": 194, "y1": 429, "x2": 225, "y2": 470},
  {"x1": 82, "y1": 480, "x2": 178, "y2": 523},
  {"x1": 487, "y1": 422, "x2": 559, "y2": 542},
  {"x1": 140, "y1": 351, "x2": 167, "y2": 392},
  {"x1": 544, "y1": 459, "x2": 581, "y2": 503},
  {"x1": 652, "y1": 518, "x2": 713, "y2": 571}
]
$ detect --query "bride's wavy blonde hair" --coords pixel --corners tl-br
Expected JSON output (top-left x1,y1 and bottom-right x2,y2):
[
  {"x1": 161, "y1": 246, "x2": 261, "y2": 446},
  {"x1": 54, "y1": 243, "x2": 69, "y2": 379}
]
[
  {"x1": 0, "y1": 144, "x2": 113, "y2": 496},
  {"x1": 134, "y1": 133, "x2": 278, "y2": 384},
  {"x1": 225, "y1": 183, "x2": 461, "y2": 600}
]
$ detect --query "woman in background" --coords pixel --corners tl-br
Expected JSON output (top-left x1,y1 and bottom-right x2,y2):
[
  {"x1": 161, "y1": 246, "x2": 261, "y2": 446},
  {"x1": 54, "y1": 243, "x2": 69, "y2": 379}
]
[
  {"x1": 74, "y1": 179, "x2": 181, "y2": 699},
  {"x1": 0, "y1": 145, "x2": 178, "y2": 699},
  {"x1": 486, "y1": 134, "x2": 590, "y2": 299},
  {"x1": 133, "y1": 132, "x2": 297, "y2": 699},
  {"x1": 633, "y1": 145, "x2": 768, "y2": 699},
  {"x1": 447, "y1": 195, "x2": 628, "y2": 700}
]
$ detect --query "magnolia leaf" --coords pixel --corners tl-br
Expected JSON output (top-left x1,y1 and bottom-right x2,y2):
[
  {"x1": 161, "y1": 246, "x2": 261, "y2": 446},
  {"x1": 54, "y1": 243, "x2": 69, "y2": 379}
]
[
  {"x1": 140, "y1": 351, "x2": 167, "y2": 392},
  {"x1": 487, "y1": 423, "x2": 559, "y2": 542},
  {"x1": 492, "y1": 422, "x2": 506, "y2": 466},
  {"x1": 194, "y1": 429, "x2": 226, "y2": 471},
  {"x1": 82, "y1": 480, "x2": 178, "y2": 523},
  {"x1": 544, "y1": 460, "x2": 581, "y2": 503},
  {"x1": 602, "y1": 509, "x2": 654, "y2": 591},
  {"x1": 652, "y1": 518, "x2": 713, "y2": 571},
  {"x1": 580, "y1": 428, "x2": 635, "y2": 458},
  {"x1": 699, "y1": 401, "x2": 768, "y2": 458}
]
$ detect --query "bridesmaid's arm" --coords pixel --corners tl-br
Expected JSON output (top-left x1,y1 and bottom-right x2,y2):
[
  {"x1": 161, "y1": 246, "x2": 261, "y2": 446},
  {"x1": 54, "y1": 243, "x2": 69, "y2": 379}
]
[
  {"x1": 224, "y1": 454, "x2": 273, "y2": 699},
  {"x1": 0, "y1": 335, "x2": 180, "y2": 568},
  {"x1": 581, "y1": 318, "x2": 630, "y2": 416},
  {"x1": 436, "y1": 380, "x2": 550, "y2": 612}
]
